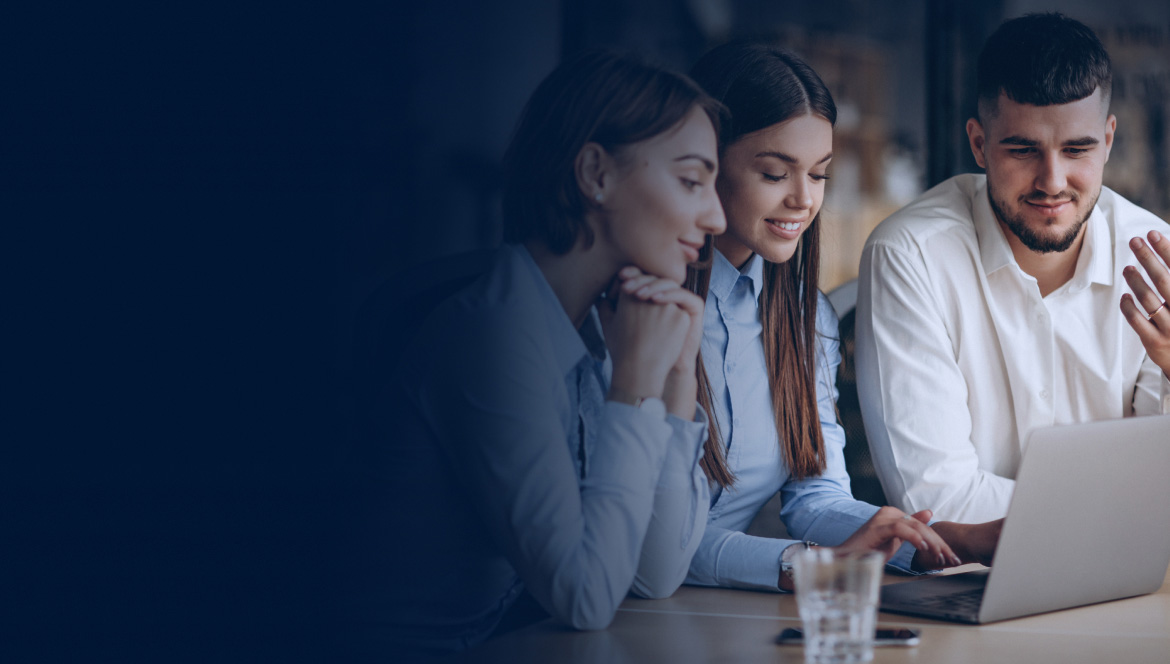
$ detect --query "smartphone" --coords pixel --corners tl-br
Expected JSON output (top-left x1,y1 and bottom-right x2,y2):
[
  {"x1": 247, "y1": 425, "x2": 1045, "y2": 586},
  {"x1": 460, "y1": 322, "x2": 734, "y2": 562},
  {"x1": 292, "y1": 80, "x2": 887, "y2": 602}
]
[{"x1": 775, "y1": 627, "x2": 920, "y2": 647}]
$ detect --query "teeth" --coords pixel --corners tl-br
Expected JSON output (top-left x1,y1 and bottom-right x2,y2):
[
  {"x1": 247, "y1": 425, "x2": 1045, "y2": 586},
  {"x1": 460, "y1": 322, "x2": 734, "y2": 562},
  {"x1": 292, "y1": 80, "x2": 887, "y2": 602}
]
[{"x1": 771, "y1": 221, "x2": 801, "y2": 231}]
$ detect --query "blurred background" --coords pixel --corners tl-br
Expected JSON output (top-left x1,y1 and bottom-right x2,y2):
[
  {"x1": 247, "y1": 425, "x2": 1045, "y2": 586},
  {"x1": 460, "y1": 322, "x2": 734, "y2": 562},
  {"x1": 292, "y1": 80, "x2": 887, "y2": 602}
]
[
  {"x1": 7, "y1": 1, "x2": 1167, "y2": 660},
  {"x1": 365, "y1": 0, "x2": 1169, "y2": 303}
]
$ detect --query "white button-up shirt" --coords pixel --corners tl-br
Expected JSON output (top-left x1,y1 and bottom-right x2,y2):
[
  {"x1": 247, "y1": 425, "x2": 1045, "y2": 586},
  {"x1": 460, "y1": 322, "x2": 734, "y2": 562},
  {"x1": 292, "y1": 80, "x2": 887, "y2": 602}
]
[{"x1": 857, "y1": 174, "x2": 1170, "y2": 524}]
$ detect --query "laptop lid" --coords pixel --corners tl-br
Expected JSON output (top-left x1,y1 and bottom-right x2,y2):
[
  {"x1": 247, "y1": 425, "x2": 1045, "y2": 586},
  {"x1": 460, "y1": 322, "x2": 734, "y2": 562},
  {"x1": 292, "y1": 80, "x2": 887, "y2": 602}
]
[{"x1": 977, "y1": 415, "x2": 1170, "y2": 623}]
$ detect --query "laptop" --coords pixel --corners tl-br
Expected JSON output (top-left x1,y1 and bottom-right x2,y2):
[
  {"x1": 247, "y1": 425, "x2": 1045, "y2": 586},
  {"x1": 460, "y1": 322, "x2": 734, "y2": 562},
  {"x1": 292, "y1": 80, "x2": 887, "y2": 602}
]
[{"x1": 879, "y1": 415, "x2": 1170, "y2": 624}]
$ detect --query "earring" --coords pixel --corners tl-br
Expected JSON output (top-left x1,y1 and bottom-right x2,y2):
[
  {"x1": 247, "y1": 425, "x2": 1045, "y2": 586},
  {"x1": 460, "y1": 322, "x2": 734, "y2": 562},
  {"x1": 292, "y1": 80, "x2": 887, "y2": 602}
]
[{"x1": 593, "y1": 192, "x2": 603, "y2": 203}]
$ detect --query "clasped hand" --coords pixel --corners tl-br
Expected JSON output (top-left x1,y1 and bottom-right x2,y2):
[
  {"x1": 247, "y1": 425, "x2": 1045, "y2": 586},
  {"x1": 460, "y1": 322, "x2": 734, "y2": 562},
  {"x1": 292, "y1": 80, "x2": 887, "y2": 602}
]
[{"x1": 599, "y1": 266, "x2": 705, "y2": 418}]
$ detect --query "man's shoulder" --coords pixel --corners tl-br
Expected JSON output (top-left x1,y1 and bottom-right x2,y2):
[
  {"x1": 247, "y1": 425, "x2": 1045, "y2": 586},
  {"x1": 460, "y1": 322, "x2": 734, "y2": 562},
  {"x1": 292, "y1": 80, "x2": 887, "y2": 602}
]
[
  {"x1": 1097, "y1": 186, "x2": 1170, "y2": 235},
  {"x1": 865, "y1": 174, "x2": 983, "y2": 254}
]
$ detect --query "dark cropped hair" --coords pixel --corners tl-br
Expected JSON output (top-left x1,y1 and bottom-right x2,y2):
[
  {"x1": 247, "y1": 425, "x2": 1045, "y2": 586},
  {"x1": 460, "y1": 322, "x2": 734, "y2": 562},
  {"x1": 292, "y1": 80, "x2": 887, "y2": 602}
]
[
  {"x1": 977, "y1": 12, "x2": 1112, "y2": 118},
  {"x1": 502, "y1": 49, "x2": 726, "y2": 254},
  {"x1": 688, "y1": 41, "x2": 836, "y2": 487}
]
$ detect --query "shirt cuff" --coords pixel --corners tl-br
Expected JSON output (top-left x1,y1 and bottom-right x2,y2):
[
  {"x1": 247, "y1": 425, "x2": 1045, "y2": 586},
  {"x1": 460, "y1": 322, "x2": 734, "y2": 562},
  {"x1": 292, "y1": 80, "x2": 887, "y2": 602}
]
[
  {"x1": 662, "y1": 403, "x2": 709, "y2": 473},
  {"x1": 1161, "y1": 371, "x2": 1170, "y2": 414}
]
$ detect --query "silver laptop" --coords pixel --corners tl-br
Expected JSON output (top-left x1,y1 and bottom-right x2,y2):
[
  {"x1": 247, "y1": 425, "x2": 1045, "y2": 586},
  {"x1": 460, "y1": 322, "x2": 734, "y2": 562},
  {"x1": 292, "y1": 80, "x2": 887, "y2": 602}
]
[{"x1": 880, "y1": 415, "x2": 1170, "y2": 624}]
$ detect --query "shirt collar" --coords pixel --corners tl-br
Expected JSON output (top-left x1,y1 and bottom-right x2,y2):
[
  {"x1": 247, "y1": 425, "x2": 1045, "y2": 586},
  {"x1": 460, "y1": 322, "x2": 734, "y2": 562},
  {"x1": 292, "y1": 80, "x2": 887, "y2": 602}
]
[
  {"x1": 1072, "y1": 205, "x2": 1112, "y2": 290},
  {"x1": 973, "y1": 180, "x2": 1113, "y2": 290},
  {"x1": 710, "y1": 249, "x2": 765, "y2": 304},
  {"x1": 973, "y1": 180, "x2": 1016, "y2": 276},
  {"x1": 512, "y1": 244, "x2": 599, "y2": 376}
]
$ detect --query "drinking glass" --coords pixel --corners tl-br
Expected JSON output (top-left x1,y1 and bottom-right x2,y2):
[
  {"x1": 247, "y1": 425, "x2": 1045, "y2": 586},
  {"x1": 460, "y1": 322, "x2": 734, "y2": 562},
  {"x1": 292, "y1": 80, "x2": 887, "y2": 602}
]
[{"x1": 792, "y1": 548, "x2": 884, "y2": 664}]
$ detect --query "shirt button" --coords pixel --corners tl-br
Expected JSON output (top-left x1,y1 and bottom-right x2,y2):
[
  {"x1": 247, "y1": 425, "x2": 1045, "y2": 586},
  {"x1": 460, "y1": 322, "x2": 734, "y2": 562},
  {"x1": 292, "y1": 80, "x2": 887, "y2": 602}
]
[
  {"x1": 726, "y1": 362, "x2": 736, "y2": 372},
  {"x1": 1040, "y1": 388, "x2": 1050, "y2": 400}
]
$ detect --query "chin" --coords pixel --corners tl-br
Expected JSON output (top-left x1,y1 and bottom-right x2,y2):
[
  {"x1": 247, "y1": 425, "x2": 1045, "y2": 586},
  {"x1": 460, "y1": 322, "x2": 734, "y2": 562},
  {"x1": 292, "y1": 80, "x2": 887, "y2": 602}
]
[
  {"x1": 759, "y1": 242, "x2": 800, "y2": 265},
  {"x1": 645, "y1": 261, "x2": 686, "y2": 284}
]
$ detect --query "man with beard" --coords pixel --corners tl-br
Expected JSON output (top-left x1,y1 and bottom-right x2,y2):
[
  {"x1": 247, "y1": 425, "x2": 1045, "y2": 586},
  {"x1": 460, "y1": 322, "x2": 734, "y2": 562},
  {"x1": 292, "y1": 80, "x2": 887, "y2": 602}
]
[{"x1": 856, "y1": 12, "x2": 1170, "y2": 524}]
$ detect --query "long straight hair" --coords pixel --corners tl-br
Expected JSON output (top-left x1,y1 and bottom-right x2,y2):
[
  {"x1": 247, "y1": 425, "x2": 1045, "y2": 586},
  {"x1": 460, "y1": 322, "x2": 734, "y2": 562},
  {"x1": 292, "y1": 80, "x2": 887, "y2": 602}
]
[{"x1": 688, "y1": 42, "x2": 836, "y2": 487}]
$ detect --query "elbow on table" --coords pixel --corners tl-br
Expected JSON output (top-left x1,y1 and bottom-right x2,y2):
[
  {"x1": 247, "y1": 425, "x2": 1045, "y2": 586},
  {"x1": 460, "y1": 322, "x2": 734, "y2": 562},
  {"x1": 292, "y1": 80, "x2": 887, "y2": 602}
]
[
  {"x1": 561, "y1": 602, "x2": 617, "y2": 631},
  {"x1": 628, "y1": 568, "x2": 684, "y2": 600},
  {"x1": 548, "y1": 584, "x2": 623, "y2": 631}
]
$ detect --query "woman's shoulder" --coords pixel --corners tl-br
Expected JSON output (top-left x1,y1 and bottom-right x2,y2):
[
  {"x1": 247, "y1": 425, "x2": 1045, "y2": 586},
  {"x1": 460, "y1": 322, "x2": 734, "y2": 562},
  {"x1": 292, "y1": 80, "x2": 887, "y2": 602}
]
[
  {"x1": 813, "y1": 289, "x2": 841, "y2": 335},
  {"x1": 406, "y1": 246, "x2": 565, "y2": 378}
]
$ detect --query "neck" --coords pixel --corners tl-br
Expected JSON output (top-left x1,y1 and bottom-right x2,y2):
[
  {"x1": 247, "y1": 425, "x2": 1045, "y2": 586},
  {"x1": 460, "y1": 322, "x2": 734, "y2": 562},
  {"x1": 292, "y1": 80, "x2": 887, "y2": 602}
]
[
  {"x1": 999, "y1": 219, "x2": 1086, "y2": 298},
  {"x1": 526, "y1": 235, "x2": 618, "y2": 329},
  {"x1": 713, "y1": 234, "x2": 754, "y2": 270}
]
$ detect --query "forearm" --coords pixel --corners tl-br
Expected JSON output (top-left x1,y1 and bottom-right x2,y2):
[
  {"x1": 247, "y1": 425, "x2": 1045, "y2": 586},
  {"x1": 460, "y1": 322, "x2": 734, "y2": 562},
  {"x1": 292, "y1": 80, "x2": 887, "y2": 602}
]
[
  {"x1": 661, "y1": 365, "x2": 698, "y2": 420},
  {"x1": 686, "y1": 524, "x2": 797, "y2": 591},
  {"x1": 631, "y1": 410, "x2": 709, "y2": 599}
]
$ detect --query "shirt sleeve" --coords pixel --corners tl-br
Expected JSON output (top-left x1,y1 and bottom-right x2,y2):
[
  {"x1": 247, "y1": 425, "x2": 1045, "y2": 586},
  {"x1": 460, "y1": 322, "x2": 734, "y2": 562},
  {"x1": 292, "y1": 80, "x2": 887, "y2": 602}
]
[
  {"x1": 778, "y1": 298, "x2": 879, "y2": 553},
  {"x1": 685, "y1": 297, "x2": 920, "y2": 590},
  {"x1": 415, "y1": 310, "x2": 674, "y2": 631},
  {"x1": 629, "y1": 406, "x2": 711, "y2": 599},
  {"x1": 856, "y1": 242, "x2": 1016, "y2": 523},
  {"x1": 1132, "y1": 354, "x2": 1170, "y2": 416}
]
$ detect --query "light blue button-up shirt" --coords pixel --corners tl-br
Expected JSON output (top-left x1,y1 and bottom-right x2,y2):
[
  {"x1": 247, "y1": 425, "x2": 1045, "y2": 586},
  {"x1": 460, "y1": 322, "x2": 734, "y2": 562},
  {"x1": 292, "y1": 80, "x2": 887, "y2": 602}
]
[
  {"x1": 382, "y1": 244, "x2": 709, "y2": 655},
  {"x1": 686, "y1": 250, "x2": 914, "y2": 591}
]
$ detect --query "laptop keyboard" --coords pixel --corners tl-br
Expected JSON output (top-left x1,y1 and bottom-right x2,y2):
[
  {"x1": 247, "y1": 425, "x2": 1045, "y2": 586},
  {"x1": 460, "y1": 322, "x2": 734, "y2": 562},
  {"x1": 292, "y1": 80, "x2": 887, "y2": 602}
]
[{"x1": 917, "y1": 588, "x2": 985, "y2": 613}]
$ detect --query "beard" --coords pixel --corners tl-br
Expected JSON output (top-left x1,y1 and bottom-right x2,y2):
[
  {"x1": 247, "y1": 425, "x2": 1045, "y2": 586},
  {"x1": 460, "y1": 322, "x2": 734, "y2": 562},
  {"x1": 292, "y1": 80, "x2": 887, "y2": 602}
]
[{"x1": 987, "y1": 183, "x2": 1099, "y2": 254}]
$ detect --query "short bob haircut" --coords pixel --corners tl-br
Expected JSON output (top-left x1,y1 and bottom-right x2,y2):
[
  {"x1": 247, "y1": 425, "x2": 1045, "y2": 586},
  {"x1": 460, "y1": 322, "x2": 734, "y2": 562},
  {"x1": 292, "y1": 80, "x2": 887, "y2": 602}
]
[
  {"x1": 502, "y1": 49, "x2": 727, "y2": 254},
  {"x1": 977, "y1": 12, "x2": 1112, "y2": 119}
]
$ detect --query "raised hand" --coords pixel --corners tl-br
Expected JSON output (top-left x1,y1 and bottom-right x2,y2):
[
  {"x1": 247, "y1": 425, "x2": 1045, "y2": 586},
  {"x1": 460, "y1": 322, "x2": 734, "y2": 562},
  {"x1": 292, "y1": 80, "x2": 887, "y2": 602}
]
[{"x1": 1121, "y1": 230, "x2": 1170, "y2": 377}]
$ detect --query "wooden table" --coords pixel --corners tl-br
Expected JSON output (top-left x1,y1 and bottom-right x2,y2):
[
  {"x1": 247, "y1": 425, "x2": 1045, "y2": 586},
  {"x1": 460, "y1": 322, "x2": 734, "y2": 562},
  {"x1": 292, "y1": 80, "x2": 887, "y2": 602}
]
[{"x1": 450, "y1": 565, "x2": 1170, "y2": 663}]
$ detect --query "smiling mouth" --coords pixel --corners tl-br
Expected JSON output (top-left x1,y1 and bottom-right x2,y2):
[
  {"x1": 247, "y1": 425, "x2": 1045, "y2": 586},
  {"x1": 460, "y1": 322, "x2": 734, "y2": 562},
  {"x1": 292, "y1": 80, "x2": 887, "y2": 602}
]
[{"x1": 765, "y1": 219, "x2": 805, "y2": 239}]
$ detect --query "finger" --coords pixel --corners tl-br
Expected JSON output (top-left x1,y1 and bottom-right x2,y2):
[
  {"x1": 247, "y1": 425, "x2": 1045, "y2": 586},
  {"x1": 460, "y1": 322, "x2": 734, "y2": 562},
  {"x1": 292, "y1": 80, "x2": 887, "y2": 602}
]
[
  {"x1": 618, "y1": 266, "x2": 644, "y2": 280},
  {"x1": 633, "y1": 279, "x2": 682, "y2": 300},
  {"x1": 892, "y1": 519, "x2": 960, "y2": 567},
  {"x1": 1122, "y1": 265, "x2": 1166, "y2": 322},
  {"x1": 1121, "y1": 294, "x2": 1163, "y2": 342},
  {"x1": 620, "y1": 274, "x2": 659, "y2": 294},
  {"x1": 1148, "y1": 230, "x2": 1170, "y2": 268},
  {"x1": 1129, "y1": 236, "x2": 1170, "y2": 303},
  {"x1": 909, "y1": 509, "x2": 932, "y2": 525},
  {"x1": 648, "y1": 289, "x2": 704, "y2": 316}
]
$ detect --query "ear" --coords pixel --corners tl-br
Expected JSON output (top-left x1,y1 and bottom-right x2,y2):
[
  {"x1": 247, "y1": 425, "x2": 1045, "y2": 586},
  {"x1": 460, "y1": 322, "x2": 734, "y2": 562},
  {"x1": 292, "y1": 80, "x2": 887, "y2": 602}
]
[
  {"x1": 575, "y1": 142, "x2": 614, "y2": 204},
  {"x1": 966, "y1": 118, "x2": 988, "y2": 170},
  {"x1": 1102, "y1": 114, "x2": 1117, "y2": 163}
]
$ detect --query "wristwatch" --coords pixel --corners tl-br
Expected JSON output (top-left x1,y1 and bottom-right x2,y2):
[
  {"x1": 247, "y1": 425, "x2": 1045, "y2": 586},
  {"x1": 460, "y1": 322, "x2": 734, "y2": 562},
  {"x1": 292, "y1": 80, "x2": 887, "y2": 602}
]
[
  {"x1": 608, "y1": 388, "x2": 667, "y2": 420},
  {"x1": 779, "y1": 540, "x2": 818, "y2": 590}
]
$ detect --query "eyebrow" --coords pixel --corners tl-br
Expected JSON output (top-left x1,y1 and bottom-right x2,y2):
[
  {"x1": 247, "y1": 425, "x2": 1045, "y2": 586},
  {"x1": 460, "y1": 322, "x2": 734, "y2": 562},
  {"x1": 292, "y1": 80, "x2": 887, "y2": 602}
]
[
  {"x1": 999, "y1": 136, "x2": 1100, "y2": 147},
  {"x1": 675, "y1": 154, "x2": 716, "y2": 172},
  {"x1": 755, "y1": 151, "x2": 833, "y2": 165}
]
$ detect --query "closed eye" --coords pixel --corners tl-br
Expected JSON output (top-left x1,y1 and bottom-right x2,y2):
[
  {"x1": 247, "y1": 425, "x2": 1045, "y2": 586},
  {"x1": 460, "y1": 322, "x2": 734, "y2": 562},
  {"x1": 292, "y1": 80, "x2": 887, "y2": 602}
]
[
  {"x1": 680, "y1": 178, "x2": 701, "y2": 191},
  {"x1": 763, "y1": 173, "x2": 786, "y2": 182}
]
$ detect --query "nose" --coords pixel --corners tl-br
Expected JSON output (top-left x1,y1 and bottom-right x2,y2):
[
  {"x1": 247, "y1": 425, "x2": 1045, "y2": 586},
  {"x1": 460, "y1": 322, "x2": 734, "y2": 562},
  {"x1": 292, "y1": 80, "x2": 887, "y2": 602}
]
[
  {"x1": 785, "y1": 177, "x2": 814, "y2": 210},
  {"x1": 698, "y1": 187, "x2": 726, "y2": 235},
  {"x1": 1034, "y1": 152, "x2": 1068, "y2": 196}
]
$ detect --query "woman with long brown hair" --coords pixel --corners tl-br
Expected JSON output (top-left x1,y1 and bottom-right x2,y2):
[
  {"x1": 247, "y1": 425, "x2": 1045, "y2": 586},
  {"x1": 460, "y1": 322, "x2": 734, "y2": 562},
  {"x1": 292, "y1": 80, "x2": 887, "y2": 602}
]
[{"x1": 624, "y1": 41, "x2": 1000, "y2": 591}]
